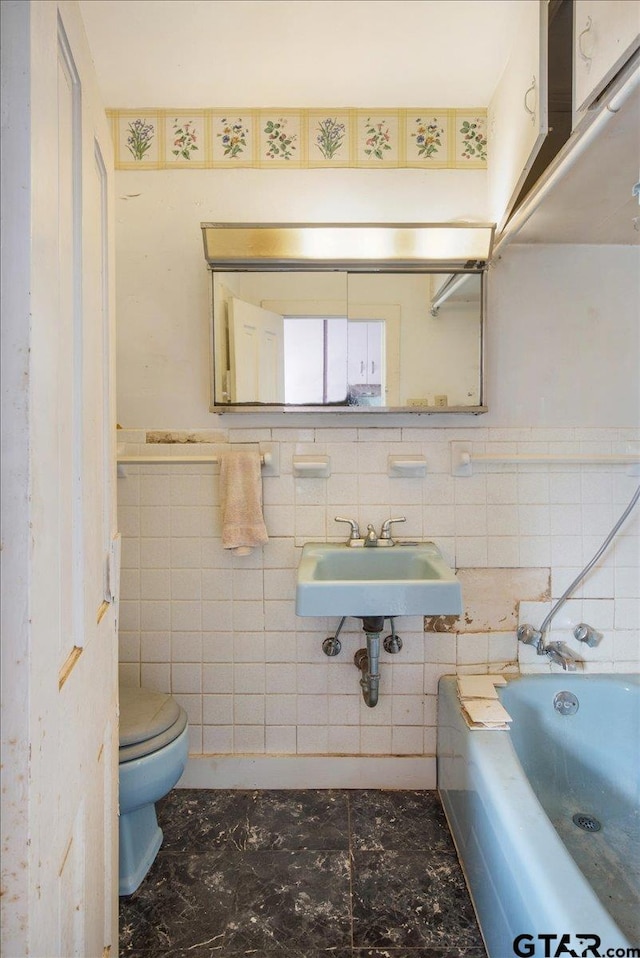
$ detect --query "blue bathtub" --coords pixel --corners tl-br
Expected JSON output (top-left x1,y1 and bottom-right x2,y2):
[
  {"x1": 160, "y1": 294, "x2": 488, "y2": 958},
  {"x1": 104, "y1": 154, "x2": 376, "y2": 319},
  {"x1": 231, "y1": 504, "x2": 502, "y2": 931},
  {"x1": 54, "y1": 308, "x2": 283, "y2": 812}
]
[{"x1": 437, "y1": 673, "x2": 639, "y2": 958}]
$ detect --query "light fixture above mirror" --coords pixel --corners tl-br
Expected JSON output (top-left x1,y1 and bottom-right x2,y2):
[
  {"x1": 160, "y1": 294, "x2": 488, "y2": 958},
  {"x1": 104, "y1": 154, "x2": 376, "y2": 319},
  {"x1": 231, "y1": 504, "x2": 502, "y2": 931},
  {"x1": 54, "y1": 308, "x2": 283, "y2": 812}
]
[{"x1": 201, "y1": 222, "x2": 495, "y2": 270}]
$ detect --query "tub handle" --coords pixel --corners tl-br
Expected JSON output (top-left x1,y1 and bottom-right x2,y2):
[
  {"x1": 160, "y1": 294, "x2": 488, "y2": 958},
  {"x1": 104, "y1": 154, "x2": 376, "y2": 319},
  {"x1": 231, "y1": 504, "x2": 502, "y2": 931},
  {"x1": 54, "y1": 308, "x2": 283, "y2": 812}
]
[{"x1": 573, "y1": 623, "x2": 603, "y2": 647}]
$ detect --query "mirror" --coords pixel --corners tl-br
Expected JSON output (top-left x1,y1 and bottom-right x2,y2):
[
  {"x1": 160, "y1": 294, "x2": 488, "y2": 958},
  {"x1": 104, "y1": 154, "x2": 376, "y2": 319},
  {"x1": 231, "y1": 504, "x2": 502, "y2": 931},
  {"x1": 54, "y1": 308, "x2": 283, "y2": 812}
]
[{"x1": 203, "y1": 224, "x2": 492, "y2": 413}]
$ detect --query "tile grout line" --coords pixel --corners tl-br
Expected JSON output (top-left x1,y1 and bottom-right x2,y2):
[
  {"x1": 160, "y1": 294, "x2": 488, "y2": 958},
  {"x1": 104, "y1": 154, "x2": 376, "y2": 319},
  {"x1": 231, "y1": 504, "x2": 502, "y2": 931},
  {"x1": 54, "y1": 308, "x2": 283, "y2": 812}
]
[{"x1": 346, "y1": 790, "x2": 355, "y2": 955}]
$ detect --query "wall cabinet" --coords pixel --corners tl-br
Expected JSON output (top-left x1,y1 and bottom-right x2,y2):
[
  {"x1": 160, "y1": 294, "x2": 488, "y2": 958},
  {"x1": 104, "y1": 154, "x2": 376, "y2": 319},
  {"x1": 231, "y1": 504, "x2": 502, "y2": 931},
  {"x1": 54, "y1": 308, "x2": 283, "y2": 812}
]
[
  {"x1": 574, "y1": 0, "x2": 640, "y2": 116},
  {"x1": 488, "y1": 0, "x2": 549, "y2": 230},
  {"x1": 347, "y1": 321, "x2": 382, "y2": 386},
  {"x1": 491, "y1": 0, "x2": 638, "y2": 236}
]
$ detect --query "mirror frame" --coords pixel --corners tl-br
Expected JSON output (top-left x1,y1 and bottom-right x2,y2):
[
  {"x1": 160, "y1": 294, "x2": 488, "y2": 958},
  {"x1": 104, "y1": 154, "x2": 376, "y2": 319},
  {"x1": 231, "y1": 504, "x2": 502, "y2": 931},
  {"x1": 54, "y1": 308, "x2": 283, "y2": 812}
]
[{"x1": 202, "y1": 223, "x2": 494, "y2": 414}]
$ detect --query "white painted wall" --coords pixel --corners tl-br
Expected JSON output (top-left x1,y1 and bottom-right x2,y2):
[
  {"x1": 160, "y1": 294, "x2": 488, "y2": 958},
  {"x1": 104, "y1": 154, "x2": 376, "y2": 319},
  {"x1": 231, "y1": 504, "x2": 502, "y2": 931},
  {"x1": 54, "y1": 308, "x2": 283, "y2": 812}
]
[{"x1": 486, "y1": 244, "x2": 640, "y2": 426}]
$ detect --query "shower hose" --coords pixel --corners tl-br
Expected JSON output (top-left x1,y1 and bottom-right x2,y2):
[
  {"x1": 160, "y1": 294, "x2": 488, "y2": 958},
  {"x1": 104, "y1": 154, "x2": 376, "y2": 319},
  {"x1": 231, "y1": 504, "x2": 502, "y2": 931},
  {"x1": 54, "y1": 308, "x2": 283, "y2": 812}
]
[{"x1": 537, "y1": 482, "x2": 640, "y2": 643}]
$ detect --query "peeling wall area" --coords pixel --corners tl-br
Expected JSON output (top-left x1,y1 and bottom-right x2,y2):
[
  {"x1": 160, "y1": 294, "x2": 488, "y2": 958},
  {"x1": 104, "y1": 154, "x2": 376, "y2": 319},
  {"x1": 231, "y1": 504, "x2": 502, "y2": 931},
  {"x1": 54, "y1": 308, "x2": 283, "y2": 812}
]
[
  {"x1": 425, "y1": 568, "x2": 551, "y2": 633},
  {"x1": 145, "y1": 430, "x2": 226, "y2": 444}
]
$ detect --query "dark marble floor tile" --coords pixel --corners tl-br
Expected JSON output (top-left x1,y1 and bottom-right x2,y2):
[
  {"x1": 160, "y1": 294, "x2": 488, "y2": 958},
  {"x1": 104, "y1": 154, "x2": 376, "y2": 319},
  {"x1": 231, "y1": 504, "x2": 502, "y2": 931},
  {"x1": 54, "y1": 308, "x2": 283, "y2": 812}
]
[
  {"x1": 157, "y1": 788, "x2": 254, "y2": 852},
  {"x1": 127, "y1": 951, "x2": 481, "y2": 958},
  {"x1": 354, "y1": 950, "x2": 486, "y2": 957},
  {"x1": 119, "y1": 847, "x2": 236, "y2": 954},
  {"x1": 246, "y1": 788, "x2": 350, "y2": 850},
  {"x1": 121, "y1": 789, "x2": 487, "y2": 958},
  {"x1": 221, "y1": 849, "x2": 352, "y2": 953},
  {"x1": 350, "y1": 790, "x2": 457, "y2": 855},
  {"x1": 351, "y1": 850, "x2": 483, "y2": 953},
  {"x1": 120, "y1": 847, "x2": 352, "y2": 955},
  {"x1": 126, "y1": 949, "x2": 355, "y2": 957}
]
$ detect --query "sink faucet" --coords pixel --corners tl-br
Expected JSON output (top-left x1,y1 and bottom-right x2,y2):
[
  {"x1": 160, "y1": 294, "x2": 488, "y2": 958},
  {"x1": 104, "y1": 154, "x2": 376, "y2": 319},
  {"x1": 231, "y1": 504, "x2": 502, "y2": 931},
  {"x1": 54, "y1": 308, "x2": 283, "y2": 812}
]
[
  {"x1": 364, "y1": 517, "x2": 408, "y2": 547},
  {"x1": 335, "y1": 515, "x2": 408, "y2": 547},
  {"x1": 364, "y1": 524, "x2": 378, "y2": 546}
]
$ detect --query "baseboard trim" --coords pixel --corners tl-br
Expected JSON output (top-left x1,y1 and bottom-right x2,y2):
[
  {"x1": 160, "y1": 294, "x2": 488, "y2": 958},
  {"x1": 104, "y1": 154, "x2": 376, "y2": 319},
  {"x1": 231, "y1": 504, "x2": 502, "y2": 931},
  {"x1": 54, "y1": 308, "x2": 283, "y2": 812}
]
[{"x1": 178, "y1": 755, "x2": 436, "y2": 790}]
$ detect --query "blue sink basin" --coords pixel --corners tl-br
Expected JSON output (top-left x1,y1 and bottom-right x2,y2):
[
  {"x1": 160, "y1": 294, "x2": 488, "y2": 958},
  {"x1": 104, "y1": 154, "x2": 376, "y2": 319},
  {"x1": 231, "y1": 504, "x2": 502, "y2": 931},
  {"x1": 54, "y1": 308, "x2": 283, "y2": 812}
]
[{"x1": 295, "y1": 541, "x2": 462, "y2": 617}]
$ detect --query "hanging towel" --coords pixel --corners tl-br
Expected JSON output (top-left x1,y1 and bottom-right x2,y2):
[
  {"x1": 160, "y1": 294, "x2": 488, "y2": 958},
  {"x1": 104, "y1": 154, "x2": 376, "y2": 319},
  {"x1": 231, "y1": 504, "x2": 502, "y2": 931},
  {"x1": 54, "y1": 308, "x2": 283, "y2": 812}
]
[{"x1": 220, "y1": 450, "x2": 269, "y2": 556}]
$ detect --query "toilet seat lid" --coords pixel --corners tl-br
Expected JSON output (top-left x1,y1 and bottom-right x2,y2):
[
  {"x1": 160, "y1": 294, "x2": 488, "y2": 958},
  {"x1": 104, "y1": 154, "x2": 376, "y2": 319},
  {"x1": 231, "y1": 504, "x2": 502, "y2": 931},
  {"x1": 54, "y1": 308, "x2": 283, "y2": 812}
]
[{"x1": 119, "y1": 686, "x2": 182, "y2": 748}]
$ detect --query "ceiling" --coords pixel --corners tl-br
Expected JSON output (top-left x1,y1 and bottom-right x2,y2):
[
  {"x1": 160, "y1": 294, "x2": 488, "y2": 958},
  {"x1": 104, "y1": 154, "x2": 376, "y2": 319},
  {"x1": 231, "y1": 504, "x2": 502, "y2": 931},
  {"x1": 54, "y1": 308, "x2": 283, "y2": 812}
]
[
  {"x1": 78, "y1": 0, "x2": 518, "y2": 108},
  {"x1": 78, "y1": 0, "x2": 639, "y2": 246}
]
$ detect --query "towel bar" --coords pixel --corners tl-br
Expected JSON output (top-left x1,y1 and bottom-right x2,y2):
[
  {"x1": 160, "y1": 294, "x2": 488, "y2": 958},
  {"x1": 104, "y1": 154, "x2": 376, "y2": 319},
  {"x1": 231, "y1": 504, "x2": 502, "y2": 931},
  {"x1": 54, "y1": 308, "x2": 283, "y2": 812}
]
[
  {"x1": 117, "y1": 452, "x2": 271, "y2": 466},
  {"x1": 117, "y1": 443, "x2": 279, "y2": 477},
  {"x1": 450, "y1": 440, "x2": 640, "y2": 476}
]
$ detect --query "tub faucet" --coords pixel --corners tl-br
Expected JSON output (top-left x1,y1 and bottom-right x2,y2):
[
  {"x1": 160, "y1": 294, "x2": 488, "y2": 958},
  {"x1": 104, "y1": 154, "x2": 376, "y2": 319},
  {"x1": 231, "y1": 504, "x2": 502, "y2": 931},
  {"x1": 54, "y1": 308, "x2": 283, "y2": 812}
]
[
  {"x1": 543, "y1": 641, "x2": 579, "y2": 671},
  {"x1": 518, "y1": 625, "x2": 581, "y2": 671}
]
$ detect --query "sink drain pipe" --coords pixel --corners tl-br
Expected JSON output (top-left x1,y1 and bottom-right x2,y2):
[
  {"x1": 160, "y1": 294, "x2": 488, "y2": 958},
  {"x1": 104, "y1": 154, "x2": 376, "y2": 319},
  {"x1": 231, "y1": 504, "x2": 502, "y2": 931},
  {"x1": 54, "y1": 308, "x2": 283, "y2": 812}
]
[{"x1": 354, "y1": 616, "x2": 385, "y2": 708}]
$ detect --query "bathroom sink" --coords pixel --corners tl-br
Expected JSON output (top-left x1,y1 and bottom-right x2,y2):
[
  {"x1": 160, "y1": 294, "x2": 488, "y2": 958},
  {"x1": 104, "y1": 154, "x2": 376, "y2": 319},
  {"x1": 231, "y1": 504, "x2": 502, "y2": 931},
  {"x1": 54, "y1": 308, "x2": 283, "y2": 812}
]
[{"x1": 295, "y1": 541, "x2": 462, "y2": 617}]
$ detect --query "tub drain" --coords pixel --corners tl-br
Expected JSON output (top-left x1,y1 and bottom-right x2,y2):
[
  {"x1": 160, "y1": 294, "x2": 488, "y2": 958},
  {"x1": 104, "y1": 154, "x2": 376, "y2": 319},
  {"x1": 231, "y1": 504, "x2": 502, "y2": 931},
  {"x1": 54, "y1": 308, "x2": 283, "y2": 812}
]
[{"x1": 572, "y1": 813, "x2": 601, "y2": 832}]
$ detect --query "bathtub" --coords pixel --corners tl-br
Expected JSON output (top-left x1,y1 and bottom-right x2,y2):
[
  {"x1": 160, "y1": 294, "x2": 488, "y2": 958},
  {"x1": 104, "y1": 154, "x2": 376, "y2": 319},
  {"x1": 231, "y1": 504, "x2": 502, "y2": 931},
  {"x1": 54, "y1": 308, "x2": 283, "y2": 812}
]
[{"x1": 437, "y1": 674, "x2": 639, "y2": 958}]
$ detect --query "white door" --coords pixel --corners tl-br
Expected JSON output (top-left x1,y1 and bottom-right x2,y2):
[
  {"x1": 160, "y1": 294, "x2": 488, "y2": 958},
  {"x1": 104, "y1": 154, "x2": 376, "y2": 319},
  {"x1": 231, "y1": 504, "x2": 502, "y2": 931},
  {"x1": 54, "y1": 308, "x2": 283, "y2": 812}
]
[
  {"x1": 1, "y1": 3, "x2": 119, "y2": 956},
  {"x1": 488, "y1": 0, "x2": 549, "y2": 230},
  {"x1": 229, "y1": 297, "x2": 285, "y2": 402}
]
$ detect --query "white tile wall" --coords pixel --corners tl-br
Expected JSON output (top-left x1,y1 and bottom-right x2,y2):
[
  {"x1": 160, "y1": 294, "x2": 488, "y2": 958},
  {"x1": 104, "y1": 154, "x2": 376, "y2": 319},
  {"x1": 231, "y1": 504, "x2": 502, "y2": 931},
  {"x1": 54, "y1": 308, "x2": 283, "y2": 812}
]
[{"x1": 117, "y1": 426, "x2": 640, "y2": 758}]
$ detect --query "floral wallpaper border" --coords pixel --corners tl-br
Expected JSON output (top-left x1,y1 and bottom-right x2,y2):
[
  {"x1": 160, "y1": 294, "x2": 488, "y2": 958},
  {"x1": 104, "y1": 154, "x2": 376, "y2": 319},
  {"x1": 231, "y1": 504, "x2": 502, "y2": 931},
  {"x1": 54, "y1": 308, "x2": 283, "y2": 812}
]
[{"x1": 107, "y1": 108, "x2": 487, "y2": 170}]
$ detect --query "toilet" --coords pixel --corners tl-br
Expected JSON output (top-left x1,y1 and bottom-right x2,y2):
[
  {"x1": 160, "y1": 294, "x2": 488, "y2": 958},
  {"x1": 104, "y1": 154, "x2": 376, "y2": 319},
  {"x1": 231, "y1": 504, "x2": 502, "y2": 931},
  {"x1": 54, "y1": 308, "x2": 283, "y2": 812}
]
[{"x1": 118, "y1": 686, "x2": 189, "y2": 896}]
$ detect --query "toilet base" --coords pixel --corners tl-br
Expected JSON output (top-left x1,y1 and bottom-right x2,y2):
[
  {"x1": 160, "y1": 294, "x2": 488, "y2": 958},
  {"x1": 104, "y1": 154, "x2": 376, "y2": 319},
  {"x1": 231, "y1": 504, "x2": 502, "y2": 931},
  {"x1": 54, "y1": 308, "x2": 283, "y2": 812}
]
[
  {"x1": 118, "y1": 723, "x2": 189, "y2": 895},
  {"x1": 119, "y1": 803, "x2": 163, "y2": 896}
]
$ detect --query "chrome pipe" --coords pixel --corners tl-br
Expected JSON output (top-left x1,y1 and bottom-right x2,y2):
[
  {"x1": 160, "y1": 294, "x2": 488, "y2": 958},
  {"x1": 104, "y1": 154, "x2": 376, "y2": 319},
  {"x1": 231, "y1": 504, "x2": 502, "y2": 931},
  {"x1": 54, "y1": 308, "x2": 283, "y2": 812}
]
[{"x1": 355, "y1": 631, "x2": 381, "y2": 708}]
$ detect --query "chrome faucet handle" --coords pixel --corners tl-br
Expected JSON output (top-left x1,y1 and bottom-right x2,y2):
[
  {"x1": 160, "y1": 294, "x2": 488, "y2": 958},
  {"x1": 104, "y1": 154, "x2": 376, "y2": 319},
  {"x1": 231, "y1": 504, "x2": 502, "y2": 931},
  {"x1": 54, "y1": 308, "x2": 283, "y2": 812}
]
[
  {"x1": 380, "y1": 516, "x2": 406, "y2": 539},
  {"x1": 517, "y1": 624, "x2": 543, "y2": 651},
  {"x1": 573, "y1": 623, "x2": 603, "y2": 647},
  {"x1": 335, "y1": 516, "x2": 361, "y2": 540}
]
